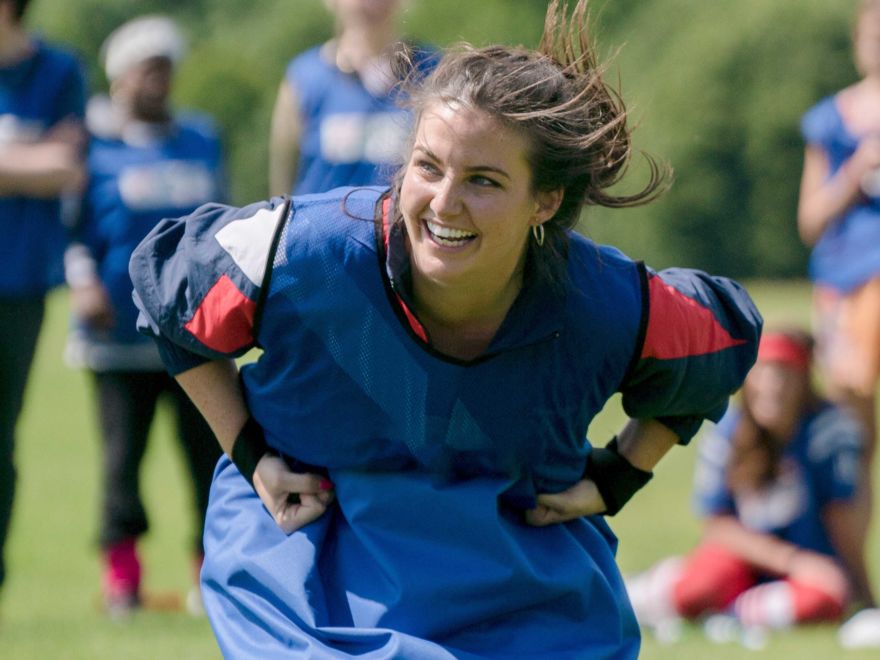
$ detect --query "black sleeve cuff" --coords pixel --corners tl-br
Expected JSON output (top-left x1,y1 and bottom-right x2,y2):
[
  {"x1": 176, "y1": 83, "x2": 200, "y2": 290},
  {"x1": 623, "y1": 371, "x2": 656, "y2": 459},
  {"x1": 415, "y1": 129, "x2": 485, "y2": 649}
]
[
  {"x1": 231, "y1": 416, "x2": 274, "y2": 488},
  {"x1": 584, "y1": 437, "x2": 653, "y2": 516}
]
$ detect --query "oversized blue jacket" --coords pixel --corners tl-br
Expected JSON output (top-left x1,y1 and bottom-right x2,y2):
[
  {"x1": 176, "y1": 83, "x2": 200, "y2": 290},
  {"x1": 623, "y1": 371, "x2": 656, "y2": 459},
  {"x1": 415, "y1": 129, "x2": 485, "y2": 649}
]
[{"x1": 131, "y1": 187, "x2": 761, "y2": 658}]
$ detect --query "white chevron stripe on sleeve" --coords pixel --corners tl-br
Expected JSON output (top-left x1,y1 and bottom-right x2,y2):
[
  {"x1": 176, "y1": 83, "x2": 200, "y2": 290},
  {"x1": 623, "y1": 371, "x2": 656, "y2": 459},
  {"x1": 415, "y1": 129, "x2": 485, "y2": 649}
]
[{"x1": 214, "y1": 205, "x2": 286, "y2": 286}]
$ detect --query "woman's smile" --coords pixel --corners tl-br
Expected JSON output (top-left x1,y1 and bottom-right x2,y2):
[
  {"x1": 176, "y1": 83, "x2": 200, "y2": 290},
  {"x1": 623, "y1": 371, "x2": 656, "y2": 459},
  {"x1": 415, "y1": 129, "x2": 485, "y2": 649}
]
[{"x1": 422, "y1": 219, "x2": 478, "y2": 249}]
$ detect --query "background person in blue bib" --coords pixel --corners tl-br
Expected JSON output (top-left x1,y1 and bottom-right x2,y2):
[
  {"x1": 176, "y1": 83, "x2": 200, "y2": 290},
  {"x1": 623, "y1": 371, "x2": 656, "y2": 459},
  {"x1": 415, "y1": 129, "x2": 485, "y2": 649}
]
[
  {"x1": 268, "y1": 0, "x2": 435, "y2": 197},
  {"x1": 65, "y1": 15, "x2": 224, "y2": 616},
  {"x1": 131, "y1": 1, "x2": 762, "y2": 656},
  {"x1": 0, "y1": 0, "x2": 86, "y2": 600}
]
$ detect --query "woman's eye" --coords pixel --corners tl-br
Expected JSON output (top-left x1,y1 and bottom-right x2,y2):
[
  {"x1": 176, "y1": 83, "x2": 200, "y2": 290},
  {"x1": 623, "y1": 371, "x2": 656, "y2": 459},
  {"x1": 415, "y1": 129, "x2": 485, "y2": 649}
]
[
  {"x1": 471, "y1": 175, "x2": 500, "y2": 188},
  {"x1": 417, "y1": 160, "x2": 440, "y2": 176}
]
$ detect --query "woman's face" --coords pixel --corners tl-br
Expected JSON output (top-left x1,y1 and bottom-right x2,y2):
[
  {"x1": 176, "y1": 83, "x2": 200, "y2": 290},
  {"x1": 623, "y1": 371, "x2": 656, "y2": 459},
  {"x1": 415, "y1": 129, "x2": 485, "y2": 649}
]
[
  {"x1": 743, "y1": 360, "x2": 808, "y2": 437},
  {"x1": 855, "y1": 9, "x2": 880, "y2": 77},
  {"x1": 399, "y1": 103, "x2": 560, "y2": 297}
]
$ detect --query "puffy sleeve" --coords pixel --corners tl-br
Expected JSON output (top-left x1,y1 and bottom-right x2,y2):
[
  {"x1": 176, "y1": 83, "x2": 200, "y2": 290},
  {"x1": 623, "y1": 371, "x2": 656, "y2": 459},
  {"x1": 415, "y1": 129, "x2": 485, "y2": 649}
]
[
  {"x1": 129, "y1": 197, "x2": 289, "y2": 374},
  {"x1": 618, "y1": 267, "x2": 762, "y2": 444}
]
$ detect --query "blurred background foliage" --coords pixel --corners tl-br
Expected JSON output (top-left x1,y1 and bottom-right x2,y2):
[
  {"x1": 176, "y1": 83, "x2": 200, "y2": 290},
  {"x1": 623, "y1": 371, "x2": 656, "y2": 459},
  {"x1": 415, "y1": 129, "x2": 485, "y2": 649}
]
[{"x1": 26, "y1": 0, "x2": 861, "y2": 278}]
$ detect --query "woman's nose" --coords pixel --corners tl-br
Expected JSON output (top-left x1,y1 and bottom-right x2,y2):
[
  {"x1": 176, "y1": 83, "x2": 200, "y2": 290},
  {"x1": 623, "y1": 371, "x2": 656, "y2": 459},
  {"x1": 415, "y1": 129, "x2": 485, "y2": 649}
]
[{"x1": 430, "y1": 177, "x2": 462, "y2": 218}]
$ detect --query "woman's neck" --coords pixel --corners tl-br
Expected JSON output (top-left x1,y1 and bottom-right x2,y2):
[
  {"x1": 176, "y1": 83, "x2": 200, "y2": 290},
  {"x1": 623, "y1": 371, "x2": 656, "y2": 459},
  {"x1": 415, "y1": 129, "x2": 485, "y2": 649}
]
[
  {"x1": 411, "y1": 267, "x2": 524, "y2": 361},
  {"x1": 0, "y1": 25, "x2": 31, "y2": 65},
  {"x1": 332, "y1": 25, "x2": 399, "y2": 95},
  {"x1": 336, "y1": 22, "x2": 397, "y2": 62}
]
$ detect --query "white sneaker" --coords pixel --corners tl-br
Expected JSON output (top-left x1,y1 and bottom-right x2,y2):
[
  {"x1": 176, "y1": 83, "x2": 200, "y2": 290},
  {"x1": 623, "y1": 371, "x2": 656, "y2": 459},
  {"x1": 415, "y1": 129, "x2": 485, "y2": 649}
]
[
  {"x1": 839, "y1": 608, "x2": 880, "y2": 649},
  {"x1": 703, "y1": 613, "x2": 741, "y2": 644},
  {"x1": 624, "y1": 557, "x2": 684, "y2": 629}
]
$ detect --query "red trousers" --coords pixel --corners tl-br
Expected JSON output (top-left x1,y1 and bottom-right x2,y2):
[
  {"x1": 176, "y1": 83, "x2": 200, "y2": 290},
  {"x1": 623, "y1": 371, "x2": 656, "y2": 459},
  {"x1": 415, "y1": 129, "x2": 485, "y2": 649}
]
[{"x1": 672, "y1": 543, "x2": 845, "y2": 623}]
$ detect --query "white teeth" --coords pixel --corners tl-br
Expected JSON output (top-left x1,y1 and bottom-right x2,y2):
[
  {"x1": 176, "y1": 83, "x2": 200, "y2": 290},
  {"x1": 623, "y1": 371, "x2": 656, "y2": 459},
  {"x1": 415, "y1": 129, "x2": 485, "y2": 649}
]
[{"x1": 425, "y1": 220, "x2": 476, "y2": 243}]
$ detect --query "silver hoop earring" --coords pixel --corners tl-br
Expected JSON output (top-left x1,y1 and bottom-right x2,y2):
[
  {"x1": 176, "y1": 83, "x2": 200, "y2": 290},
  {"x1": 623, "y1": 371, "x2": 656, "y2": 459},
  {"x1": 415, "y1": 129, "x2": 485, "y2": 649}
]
[{"x1": 531, "y1": 224, "x2": 545, "y2": 247}]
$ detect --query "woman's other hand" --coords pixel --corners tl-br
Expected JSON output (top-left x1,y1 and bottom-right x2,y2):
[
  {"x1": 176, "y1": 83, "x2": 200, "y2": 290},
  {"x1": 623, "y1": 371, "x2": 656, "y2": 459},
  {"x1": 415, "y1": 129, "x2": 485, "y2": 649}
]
[
  {"x1": 253, "y1": 455, "x2": 335, "y2": 534},
  {"x1": 525, "y1": 478, "x2": 607, "y2": 526}
]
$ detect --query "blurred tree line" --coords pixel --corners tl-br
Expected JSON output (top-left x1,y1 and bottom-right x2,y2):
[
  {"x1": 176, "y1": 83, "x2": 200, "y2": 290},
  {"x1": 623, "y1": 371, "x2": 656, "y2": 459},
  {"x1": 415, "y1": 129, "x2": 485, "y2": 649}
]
[{"x1": 26, "y1": 0, "x2": 861, "y2": 278}]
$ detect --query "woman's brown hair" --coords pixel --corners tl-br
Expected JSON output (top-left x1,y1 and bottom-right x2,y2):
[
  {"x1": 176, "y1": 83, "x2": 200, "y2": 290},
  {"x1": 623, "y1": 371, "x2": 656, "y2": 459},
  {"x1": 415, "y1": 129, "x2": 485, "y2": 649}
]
[{"x1": 392, "y1": 0, "x2": 670, "y2": 253}]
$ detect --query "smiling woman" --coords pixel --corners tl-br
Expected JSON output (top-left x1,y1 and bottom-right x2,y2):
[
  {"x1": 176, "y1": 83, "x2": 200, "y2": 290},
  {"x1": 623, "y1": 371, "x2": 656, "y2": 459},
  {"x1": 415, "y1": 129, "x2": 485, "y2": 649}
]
[
  {"x1": 128, "y1": 0, "x2": 762, "y2": 657},
  {"x1": 398, "y1": 103, "x2": 561, "y2": 359}
]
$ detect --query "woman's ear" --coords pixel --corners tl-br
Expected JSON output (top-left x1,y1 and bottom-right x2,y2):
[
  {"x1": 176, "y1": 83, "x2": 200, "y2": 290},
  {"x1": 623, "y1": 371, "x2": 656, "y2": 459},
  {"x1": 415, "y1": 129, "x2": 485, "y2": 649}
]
[{"x1": 533, "y1": 188, "x2": 564, "y2": 225}]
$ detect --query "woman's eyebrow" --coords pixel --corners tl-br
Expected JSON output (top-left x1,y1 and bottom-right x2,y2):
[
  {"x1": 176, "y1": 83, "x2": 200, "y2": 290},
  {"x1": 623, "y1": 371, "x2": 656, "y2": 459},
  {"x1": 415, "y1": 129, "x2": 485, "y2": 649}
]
[{"x1": 412, "y1": 145, "x2": 512, "y2": 180}]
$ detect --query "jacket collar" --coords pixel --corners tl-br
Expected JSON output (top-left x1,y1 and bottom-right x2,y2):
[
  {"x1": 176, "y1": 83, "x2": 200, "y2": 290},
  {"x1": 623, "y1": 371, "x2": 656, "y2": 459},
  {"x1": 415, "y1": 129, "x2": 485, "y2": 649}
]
[{"x1": 379, "y1": 196, "x2": 567, "y2": 357}]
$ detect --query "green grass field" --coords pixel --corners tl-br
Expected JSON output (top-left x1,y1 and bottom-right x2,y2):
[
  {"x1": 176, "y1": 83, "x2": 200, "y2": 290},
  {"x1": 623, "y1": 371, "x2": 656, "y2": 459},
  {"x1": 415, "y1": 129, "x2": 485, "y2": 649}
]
[{"x1": 0, "y1": 280, "x2": 877, "y2": 659}]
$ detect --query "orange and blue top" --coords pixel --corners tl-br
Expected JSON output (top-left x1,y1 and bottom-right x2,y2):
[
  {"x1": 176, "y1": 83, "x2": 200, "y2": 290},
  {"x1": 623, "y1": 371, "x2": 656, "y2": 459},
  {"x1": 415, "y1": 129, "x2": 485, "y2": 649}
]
[{"x1": 131, "y1": 187, "x2": 761, "y2": 659}]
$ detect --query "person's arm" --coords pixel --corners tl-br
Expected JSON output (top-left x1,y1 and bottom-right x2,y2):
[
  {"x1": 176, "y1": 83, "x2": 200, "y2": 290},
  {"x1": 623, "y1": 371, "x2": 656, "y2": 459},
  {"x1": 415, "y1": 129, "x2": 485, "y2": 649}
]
[
  {"x1": 0, "y1": 119, "x2": 86, "y2": 198},
  {"x1": 268, "y1": 79, "x2": 303, "y2": 197},
  {"x1": 0, "y1": 143, "x2": 82, "y2": 197},
  {"x1": 704, "y1": 514, "x2": 802, "y2": 574},
  {"x1": 703, "y1": 514, "x2": 849, "y2": 601},
  {"x1": 174, "y1": 359, "x2": 247, "y2": 456},
  {"x1": 65, "y1": 179, "x2": 117, "y2": 329},
  {"x1": 0, "y1": 48, "x2": 88, "y2": 199},
  {"x1": 823, "y1": 501, "x2": 874, "y2": 606},
  {"x1": 525, "y1": 419, "x2": 676, "y2": 525},
  {"x1": 805, "y1": 406, "x2": 872, "y2": 605},
  {"x1": 526, "y1": 267, "x2": 761, "y2": 527},
  {"x1": 615, "y1": 418, "x2": 679, "y2": 470},
  {"x1": 130, "y1": 197, "x2": 333, "y2": 533},
  {"x1": 176, "y1": 359, "x2": 333, "y2": 534},
  {"x1": 797, "y1": 140, "x2": 880, "y2": 246},
  {"x1": 65, "y1": 242, "x2": 114, "y2": 330}
]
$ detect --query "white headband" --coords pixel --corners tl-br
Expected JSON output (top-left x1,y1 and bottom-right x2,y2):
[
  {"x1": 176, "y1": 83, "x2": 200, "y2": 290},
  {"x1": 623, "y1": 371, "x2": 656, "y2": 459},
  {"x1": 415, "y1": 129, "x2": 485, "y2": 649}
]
[{"x1": 102, "y1": 15, "x2": 186, "y2": 81}]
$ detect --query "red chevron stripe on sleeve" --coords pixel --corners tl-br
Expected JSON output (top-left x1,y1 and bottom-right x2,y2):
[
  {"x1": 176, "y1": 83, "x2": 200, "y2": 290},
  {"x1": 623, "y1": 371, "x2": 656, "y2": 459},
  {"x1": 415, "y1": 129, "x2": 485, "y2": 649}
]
[
  {"x1": 641, "y1": 275, "x2": 745, "y2": 360},
  {"x1": 184, "y1": 274, "x2": 256, "y2": 353}
]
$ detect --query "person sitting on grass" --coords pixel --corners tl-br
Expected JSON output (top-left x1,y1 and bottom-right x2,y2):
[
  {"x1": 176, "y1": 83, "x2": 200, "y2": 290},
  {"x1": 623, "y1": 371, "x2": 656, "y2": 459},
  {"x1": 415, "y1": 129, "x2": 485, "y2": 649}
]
[{"x1": 627, "y1": 329, "x2": 869, "y2": 638}]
